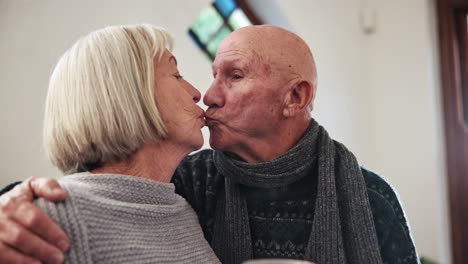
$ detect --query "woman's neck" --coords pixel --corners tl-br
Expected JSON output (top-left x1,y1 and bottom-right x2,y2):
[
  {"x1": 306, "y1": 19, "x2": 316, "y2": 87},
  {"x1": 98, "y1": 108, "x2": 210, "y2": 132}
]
[{"x1": 91, "y1": 141, "x2": 192, "y2": 183}]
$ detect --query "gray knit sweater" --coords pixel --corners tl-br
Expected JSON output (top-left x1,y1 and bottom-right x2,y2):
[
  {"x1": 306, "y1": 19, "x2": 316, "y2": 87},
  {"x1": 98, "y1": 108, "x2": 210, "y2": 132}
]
[{"x1": 34, "y1": 173, "x2": 220, "y2": 264}]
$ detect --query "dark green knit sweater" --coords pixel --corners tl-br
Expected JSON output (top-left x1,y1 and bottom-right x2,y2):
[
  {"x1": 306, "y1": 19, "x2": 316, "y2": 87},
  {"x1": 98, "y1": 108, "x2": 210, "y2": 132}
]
[{"x1": 172, "y1": 149, "x2": 419, "y2": 264}]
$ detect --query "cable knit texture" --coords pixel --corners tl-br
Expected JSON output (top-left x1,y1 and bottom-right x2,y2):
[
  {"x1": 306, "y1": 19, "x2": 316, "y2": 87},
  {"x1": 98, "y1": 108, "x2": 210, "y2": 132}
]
[{"x1": 34, "y1": 173, "x2": 220, "y2": 264}]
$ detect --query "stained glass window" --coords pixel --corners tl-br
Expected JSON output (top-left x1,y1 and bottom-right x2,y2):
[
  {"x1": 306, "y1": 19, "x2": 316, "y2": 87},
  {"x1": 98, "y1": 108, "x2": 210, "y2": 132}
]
[
  {"x1": 215, "y1": 0, "x2": 236, "y2": 17},
  {"x1": 188, "y1": 0, "x2": 254, "y2": 60}
]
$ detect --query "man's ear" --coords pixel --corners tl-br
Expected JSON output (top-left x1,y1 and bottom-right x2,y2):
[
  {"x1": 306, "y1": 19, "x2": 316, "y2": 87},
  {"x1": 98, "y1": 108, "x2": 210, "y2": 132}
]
[{"x1": 282, "y1": 80, "x2": 314, "y2": 117}]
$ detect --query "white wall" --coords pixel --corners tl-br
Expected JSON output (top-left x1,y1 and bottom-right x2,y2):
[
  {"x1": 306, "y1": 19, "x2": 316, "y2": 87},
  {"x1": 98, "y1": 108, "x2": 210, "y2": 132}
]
[
  {"x1": 366, "y1": 1, "x2": 451, "y2": 263},
  {"x1": 0, "y1": 0, "x2": 451, "y2": 263}
]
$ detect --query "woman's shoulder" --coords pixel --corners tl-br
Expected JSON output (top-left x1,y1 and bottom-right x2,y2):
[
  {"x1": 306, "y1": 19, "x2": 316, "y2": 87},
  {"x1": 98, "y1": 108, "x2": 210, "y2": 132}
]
[
  {"x1": 33, "y1": 172, "x2": 106, "y2": 231},
  {"x1": 33, "y1": 173, "x2": 91, "y2": 221},
  {"x1": 34, "y1": 174, "x2": 94, "y2": 263}
]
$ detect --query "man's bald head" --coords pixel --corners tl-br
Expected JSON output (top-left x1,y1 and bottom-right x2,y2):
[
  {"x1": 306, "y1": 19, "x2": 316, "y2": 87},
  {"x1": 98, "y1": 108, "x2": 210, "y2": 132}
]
[
  {"x1": 204, "y1": 25, "x2": 318, "y2": 162},
  {"x1": 219, "y1": 25, "x2": 317, "y2": 96}
]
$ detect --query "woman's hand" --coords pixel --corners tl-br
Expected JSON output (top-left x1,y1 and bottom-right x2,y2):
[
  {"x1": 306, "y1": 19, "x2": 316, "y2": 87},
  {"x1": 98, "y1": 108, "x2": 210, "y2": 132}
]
[{"x1": 0, "y1": 177, "x2": 70, "y2": 264}]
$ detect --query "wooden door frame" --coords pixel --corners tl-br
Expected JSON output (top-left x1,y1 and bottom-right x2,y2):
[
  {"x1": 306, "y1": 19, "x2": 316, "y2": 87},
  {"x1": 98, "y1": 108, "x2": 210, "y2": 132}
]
[{"x1": 436, "y1": 0, "x2": 468, "y2": 263}]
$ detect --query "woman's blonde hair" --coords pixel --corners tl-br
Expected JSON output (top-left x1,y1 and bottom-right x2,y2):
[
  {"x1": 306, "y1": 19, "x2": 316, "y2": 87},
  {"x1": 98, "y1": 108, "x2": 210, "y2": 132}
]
[{"x1": 44, "y1": 24, "x2": 173, "y2": 174}]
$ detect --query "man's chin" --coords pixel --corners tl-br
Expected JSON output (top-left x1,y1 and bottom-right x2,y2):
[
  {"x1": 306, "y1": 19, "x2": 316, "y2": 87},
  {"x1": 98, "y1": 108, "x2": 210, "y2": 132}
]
[
  {"x1": 208, "y1": 139, "x2": 222, "y2": 150},
  {"x1": 208, "y1": 127, "x2": 235, "y2": 152},
  {"x1": 208, "y1": 133, "x2": 226, "y2": 151}
]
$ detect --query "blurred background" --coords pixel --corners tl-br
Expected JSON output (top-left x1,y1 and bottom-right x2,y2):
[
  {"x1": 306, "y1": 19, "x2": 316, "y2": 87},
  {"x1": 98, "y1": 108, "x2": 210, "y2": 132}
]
[{"x1": 0, "y1": 0, "x2": 452, "y2": 263}]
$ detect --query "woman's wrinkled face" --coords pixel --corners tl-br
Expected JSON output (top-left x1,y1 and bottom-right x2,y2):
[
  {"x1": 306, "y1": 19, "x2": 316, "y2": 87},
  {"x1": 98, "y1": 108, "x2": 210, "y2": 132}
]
[{"x1": 154, "y1": 50, "x2": 205, "y2": 150}]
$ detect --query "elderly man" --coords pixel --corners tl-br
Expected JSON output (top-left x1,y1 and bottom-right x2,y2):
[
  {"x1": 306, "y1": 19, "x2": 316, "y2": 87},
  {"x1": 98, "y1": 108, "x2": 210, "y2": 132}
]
[{"x1": 0, "y1": 25, "x2": 418, "y2": 264}]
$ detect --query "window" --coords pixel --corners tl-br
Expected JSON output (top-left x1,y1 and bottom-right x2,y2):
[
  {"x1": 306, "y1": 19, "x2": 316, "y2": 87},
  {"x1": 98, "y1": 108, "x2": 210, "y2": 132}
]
[{"x1": 188, "y1": 0, "x2": 259, "y2": 60}]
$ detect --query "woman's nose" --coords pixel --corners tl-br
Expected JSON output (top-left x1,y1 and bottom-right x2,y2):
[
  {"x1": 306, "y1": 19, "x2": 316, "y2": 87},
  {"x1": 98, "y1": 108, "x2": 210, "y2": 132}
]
[{"x1": 187, "y1": 82, "x2": 201, "y2": 103}]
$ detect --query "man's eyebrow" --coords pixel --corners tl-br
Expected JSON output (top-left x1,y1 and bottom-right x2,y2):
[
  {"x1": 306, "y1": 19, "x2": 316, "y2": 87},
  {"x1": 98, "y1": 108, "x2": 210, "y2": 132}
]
[
  {"x1": 212, "y1": 58, "x2": 247, "y2": 71},
  {"x1": 169, "y1": 55, "x2": 177, "y2": 66}
]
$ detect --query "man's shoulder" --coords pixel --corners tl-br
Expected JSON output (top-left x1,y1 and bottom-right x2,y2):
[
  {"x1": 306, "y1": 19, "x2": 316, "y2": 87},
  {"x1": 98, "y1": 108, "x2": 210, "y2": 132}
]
[
  {"x1": 360, "y1": 167, "x2": 405, "y2": 216},
  {"x1": 361, "y1": 167, "x2": 397, "y2": 198},
  {"x1": 183, "y1": 149, "x2": 215, "y2": 162},
  {"x1": 172, "y1": 148, "x2": 223, "y2": 201},
  {"x1": 175, "y1": 149, "x2": 218, "y2": 182},
  {"x1": 360, "y1": 166, "x2": 407, "y2": 227},
  {"x1": 172, "y1": 149, "x2": 223, "y2": 240},
  {"x1": 360, "y1": 167, "x2": 419, "y2": 263}
]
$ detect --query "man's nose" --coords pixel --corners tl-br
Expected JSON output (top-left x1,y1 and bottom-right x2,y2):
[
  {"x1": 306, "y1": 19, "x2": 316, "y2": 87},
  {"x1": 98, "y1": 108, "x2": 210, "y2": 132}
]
[{"x1": 203, "y1": 79, "x2": 225, "y2": 108}]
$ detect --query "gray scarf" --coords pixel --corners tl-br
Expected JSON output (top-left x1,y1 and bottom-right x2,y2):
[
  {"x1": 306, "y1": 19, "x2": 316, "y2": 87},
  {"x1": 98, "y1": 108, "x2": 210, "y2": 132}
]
[{"x1": 212, "y1": 119, "x2": 383, "y2": 264}]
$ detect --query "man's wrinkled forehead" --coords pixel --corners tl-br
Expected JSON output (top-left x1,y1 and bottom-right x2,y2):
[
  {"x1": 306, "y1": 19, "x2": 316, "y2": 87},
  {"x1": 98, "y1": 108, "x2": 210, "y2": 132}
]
[{"x1": 212, "y1": 44, "x2": 261, "y2": 71}]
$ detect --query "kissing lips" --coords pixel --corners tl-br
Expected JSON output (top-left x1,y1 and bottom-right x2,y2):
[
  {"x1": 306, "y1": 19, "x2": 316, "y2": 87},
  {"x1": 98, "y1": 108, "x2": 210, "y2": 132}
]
[
  {"x1": 204, "y1": 115, "x2": 218, "y2": 127},
  {"x1": 199, "y1": 111, "x2": 206, "y2": 127}
]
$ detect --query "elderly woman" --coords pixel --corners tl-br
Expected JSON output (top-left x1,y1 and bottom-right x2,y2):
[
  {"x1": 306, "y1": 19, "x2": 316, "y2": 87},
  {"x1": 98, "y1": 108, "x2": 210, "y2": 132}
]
[{"x1": 33, "y1": 24, "x2": 220, "y2": 263}]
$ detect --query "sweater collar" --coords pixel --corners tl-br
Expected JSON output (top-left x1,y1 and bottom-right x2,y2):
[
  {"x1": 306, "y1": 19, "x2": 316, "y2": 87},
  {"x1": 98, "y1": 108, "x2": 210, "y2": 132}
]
[
  {"x1": 213, "y1": 119, "x2": 320, "y2": 188},
  {"x1": 63, "y1": 173, "x2": 179, "y2": 205}
]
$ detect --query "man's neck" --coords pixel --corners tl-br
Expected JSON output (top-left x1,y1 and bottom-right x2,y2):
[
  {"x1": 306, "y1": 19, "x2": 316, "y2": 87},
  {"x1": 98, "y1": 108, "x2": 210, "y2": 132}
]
[{"x1": 229, "y1": 119, "x2": 311, "y2": 163}]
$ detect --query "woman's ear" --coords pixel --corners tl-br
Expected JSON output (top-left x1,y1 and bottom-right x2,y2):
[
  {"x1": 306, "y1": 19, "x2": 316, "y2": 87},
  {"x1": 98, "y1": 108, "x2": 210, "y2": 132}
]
[{"x1": 282, "y1": 80, "x2": 314, "y2": 117}]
